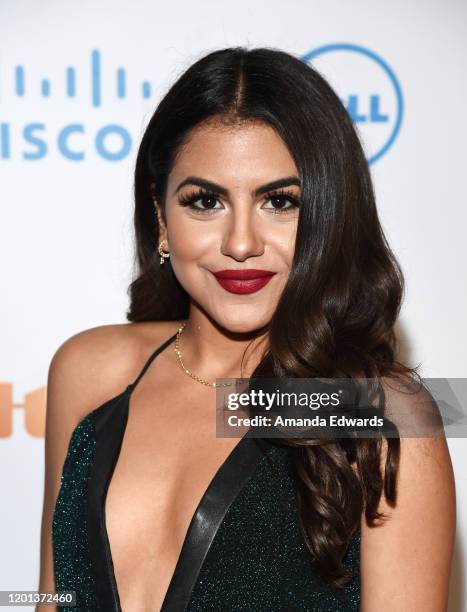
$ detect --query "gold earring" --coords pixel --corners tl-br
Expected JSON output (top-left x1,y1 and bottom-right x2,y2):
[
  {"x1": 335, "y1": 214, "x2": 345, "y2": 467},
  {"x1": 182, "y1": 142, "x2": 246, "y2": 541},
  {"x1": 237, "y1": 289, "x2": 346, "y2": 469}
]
[{"x1": 158, "y1": 239, "x2": 170, "y2": 265}]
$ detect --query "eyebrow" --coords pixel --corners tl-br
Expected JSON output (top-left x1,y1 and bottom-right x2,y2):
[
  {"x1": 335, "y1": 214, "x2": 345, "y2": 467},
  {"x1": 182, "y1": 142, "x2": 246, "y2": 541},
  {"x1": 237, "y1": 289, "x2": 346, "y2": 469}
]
[{"x1": 174, "y1": 175, "x2": 301, "y2": 197}]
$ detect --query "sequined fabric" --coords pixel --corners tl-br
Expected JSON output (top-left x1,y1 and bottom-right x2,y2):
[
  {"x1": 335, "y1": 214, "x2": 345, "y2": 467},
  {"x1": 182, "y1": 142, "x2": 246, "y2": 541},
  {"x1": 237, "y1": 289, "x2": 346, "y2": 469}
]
[
  {"x1": 52, "y1": 413, "x2": 360, "y2": 611},
  {"x1": 52, "y1": 412, "x2": 98, "y2": 610},
  {"x1": 187, "y1": 443, "x2": 360, "y2": 612}
]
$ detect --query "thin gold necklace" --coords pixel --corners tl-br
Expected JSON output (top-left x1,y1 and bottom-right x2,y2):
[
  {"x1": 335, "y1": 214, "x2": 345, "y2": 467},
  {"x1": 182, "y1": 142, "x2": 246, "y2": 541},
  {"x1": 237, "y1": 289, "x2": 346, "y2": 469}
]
[{"x1": 174, "y1": 321, "x2": 236, "y2": 387}]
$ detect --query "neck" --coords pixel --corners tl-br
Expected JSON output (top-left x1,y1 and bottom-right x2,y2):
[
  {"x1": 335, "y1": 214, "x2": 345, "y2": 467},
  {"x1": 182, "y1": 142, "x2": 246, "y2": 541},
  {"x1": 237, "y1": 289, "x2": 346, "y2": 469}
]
[{"x1": 174, "y1": 305, "x2": 269, "y2": 380}]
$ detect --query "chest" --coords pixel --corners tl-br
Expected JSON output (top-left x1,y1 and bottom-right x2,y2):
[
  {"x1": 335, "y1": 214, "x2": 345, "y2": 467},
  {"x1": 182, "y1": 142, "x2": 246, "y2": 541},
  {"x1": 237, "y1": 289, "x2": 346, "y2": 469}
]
[{"x1": 104, "y1": 393, "x2": 242, "y2": 611}]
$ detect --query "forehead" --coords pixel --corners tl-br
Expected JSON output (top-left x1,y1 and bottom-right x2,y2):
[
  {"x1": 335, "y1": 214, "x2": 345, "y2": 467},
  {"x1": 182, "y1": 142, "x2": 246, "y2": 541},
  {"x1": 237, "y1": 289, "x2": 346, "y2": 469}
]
[{"x1": 168, "y1": 119, "x2": 299, "y2": 189}]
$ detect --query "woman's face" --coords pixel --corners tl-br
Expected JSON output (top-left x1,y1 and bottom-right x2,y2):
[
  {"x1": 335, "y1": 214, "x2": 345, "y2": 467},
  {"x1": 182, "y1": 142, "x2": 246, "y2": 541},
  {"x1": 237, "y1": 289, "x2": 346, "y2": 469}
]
[{"x1": 158, "y1": 119, "x2": 300, "y2": 334}]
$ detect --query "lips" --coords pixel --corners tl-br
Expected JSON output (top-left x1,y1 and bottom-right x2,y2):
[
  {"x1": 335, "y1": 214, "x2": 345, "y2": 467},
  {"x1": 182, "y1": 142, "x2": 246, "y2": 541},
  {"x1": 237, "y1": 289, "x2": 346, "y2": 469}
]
[{"x1": 211, "y1": 269, "x2": 276, "y2": 295}]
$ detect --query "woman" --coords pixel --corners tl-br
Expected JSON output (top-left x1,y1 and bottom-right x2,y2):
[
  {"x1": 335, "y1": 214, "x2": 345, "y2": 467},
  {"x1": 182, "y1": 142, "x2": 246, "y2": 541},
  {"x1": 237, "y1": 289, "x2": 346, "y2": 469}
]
[{"x1": 38, "y1": 47, "x2": 456, "y2": 611}]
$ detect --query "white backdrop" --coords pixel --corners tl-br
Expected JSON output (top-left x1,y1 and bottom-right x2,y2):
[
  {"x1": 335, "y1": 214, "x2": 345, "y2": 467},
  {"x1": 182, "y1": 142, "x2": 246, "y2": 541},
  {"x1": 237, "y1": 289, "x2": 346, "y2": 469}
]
[{"x1": 0, "y1": 0, "x2": 465, "y2": 609}]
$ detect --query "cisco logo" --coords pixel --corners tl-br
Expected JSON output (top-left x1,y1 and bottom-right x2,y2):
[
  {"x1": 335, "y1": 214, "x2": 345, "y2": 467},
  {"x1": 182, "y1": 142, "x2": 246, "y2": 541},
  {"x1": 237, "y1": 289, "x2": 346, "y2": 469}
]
[
  {"x1": 0, "y1": 49, "x2": 153, "y2": 162},
  {"x1": 301, "y1": 43, "x2": 404, "y2": 164},
  {"x1": 0, "y1": 45, "x2": 403, "y2": 163}
]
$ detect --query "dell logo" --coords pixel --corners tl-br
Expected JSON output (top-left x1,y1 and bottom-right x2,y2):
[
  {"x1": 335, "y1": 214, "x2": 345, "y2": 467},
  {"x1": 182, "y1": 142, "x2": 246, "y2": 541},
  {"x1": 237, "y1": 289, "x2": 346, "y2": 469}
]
[{"x1": 301, "y1": 43, "x2": 404, "y2": 164}]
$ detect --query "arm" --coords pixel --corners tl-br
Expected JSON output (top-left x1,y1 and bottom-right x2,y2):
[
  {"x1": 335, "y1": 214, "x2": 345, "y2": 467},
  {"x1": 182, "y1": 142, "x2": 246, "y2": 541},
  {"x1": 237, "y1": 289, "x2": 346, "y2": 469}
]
[
  {"x1": 360, "y1": 381, "x2": 456, "y2": 610},
  {"x1": 36, "y1": 339, "x2": 88, "y2": 610}
]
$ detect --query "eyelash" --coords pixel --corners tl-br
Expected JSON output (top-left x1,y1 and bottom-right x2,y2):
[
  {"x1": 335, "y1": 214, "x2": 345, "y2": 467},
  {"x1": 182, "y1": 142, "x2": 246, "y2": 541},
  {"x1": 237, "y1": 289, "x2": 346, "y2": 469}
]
[{"x1": 178, "y1": 188, "x2": 300, "y2": 216}]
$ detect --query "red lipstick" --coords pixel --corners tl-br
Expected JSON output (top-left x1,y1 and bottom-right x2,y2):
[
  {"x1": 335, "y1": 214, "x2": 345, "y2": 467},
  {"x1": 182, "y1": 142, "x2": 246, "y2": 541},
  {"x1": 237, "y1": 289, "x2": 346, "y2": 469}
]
[{"x1": 211, "y1": 269, "x2": 276, "y2": 294}]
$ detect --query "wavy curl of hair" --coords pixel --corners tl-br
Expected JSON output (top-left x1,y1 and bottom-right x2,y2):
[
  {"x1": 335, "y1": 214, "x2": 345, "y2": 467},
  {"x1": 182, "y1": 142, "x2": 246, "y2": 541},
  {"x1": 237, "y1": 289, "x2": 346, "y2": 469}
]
[{"x1": 126, "y1": 46, "x2": 420, "y2": 587}]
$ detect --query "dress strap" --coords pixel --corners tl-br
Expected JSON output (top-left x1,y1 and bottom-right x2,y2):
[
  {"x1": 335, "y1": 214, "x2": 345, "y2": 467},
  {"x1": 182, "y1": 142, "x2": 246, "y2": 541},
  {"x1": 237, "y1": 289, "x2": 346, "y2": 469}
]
[{"x1": 127, "y1": 330, "x2": 178, "y2": 392}]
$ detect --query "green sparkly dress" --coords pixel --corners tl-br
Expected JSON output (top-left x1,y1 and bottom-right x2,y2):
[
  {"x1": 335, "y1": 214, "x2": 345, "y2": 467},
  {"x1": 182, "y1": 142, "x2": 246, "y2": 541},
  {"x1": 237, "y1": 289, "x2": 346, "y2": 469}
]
[{"x1": 52, "y1": 332, "x2": 360, "y2": 611}]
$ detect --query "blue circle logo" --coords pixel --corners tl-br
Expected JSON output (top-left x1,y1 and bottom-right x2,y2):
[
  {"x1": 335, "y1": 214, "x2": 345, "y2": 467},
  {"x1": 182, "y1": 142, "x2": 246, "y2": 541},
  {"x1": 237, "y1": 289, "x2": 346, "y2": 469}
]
[{"x1": 301, "y1": 43, "x2": 404, "y2": 164}]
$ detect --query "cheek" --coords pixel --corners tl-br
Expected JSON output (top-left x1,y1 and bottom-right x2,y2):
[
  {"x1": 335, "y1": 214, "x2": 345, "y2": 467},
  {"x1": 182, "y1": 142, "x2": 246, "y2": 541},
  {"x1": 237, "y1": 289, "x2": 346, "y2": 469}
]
[
  {"x1": 165, "y1": 206, "x2": 212, "y2": 261},
  {"x1": 168, "y1": 225, "x2": 215, "y2": 263},
  {"x1": 166, "y1": 218, "x2": 216, "y2": 291},
  {"x1": 269, "y1": 226, "x2": 297, "y2": 267}
]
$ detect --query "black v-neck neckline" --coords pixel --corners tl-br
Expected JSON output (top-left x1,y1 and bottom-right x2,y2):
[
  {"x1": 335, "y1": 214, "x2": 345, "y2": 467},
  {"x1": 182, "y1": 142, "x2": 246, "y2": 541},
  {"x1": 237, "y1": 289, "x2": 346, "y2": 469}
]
[{"x1": 85, "y1": 332, "x2": 270, "y2": 611}]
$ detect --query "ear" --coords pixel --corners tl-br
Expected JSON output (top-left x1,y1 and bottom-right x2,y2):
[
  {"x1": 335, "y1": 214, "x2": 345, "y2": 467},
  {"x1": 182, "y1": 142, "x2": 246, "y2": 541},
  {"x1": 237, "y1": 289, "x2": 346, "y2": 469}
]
[
  {"x1": 155, "y1": 202, "x2": 168, "y2": 243},
  {"x1": 150, "y1": 182, "x2": 168, "y2": 243}
]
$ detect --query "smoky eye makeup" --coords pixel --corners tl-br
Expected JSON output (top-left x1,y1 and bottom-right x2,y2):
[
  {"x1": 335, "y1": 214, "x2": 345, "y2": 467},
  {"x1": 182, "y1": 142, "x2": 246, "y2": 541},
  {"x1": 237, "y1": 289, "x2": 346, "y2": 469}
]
[
  {"x1": 178, "y1": 188, "x2": 221, "y2": 213},
  {"x1": 177, "y1": 187, "x2": 300, "y2": 216}
]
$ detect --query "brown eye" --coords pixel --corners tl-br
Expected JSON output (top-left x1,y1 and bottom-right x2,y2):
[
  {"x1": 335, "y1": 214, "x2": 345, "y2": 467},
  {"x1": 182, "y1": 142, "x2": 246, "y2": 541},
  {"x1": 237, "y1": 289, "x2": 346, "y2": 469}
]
[
  {"x1": 192, "y1": 195, "x2": 220, "y2": 210},
  {"x1": 178, "y1": 189, "x2": 223, "y2": 215},
  {"x1": 263, "y1": 190, "x2": 300, "y2": 214}
]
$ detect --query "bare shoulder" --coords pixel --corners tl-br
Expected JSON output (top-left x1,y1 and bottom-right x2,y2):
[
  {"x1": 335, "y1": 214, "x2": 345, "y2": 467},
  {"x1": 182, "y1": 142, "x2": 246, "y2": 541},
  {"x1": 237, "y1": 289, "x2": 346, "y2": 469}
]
[
  {"x1": 47, "y1": 320, "x2": 183, "y2": 423},
  {"x1": 380, "y1": 373, "x2": 445, "y2": 437},
  {"x1": 37, "y1": 320, "x2": 183, "y2": 595},
  {"x1": 359, "y1": 374, "x2": 456, "y2": 610}
]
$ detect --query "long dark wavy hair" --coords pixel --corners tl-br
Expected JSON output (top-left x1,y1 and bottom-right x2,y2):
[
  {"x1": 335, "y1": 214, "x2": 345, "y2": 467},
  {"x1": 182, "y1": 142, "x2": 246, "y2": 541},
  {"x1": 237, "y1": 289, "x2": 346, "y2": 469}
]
[{"x1": 126, "y1": 46, "x2": 420, "y2": 588}]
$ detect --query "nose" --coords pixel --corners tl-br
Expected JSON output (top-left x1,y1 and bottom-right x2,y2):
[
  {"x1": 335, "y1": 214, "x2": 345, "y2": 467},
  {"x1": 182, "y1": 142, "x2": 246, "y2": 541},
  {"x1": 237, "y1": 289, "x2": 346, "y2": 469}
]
[{"x1": 220, "y1": 205, "x2": 265, "y2": 262}]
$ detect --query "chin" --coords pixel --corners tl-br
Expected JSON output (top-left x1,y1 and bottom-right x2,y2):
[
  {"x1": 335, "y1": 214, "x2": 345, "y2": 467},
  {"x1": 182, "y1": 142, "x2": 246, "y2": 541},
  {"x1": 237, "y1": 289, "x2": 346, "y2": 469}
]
[{"x1": 214, "y1": 308, "x2": 272, "y2": 335}]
